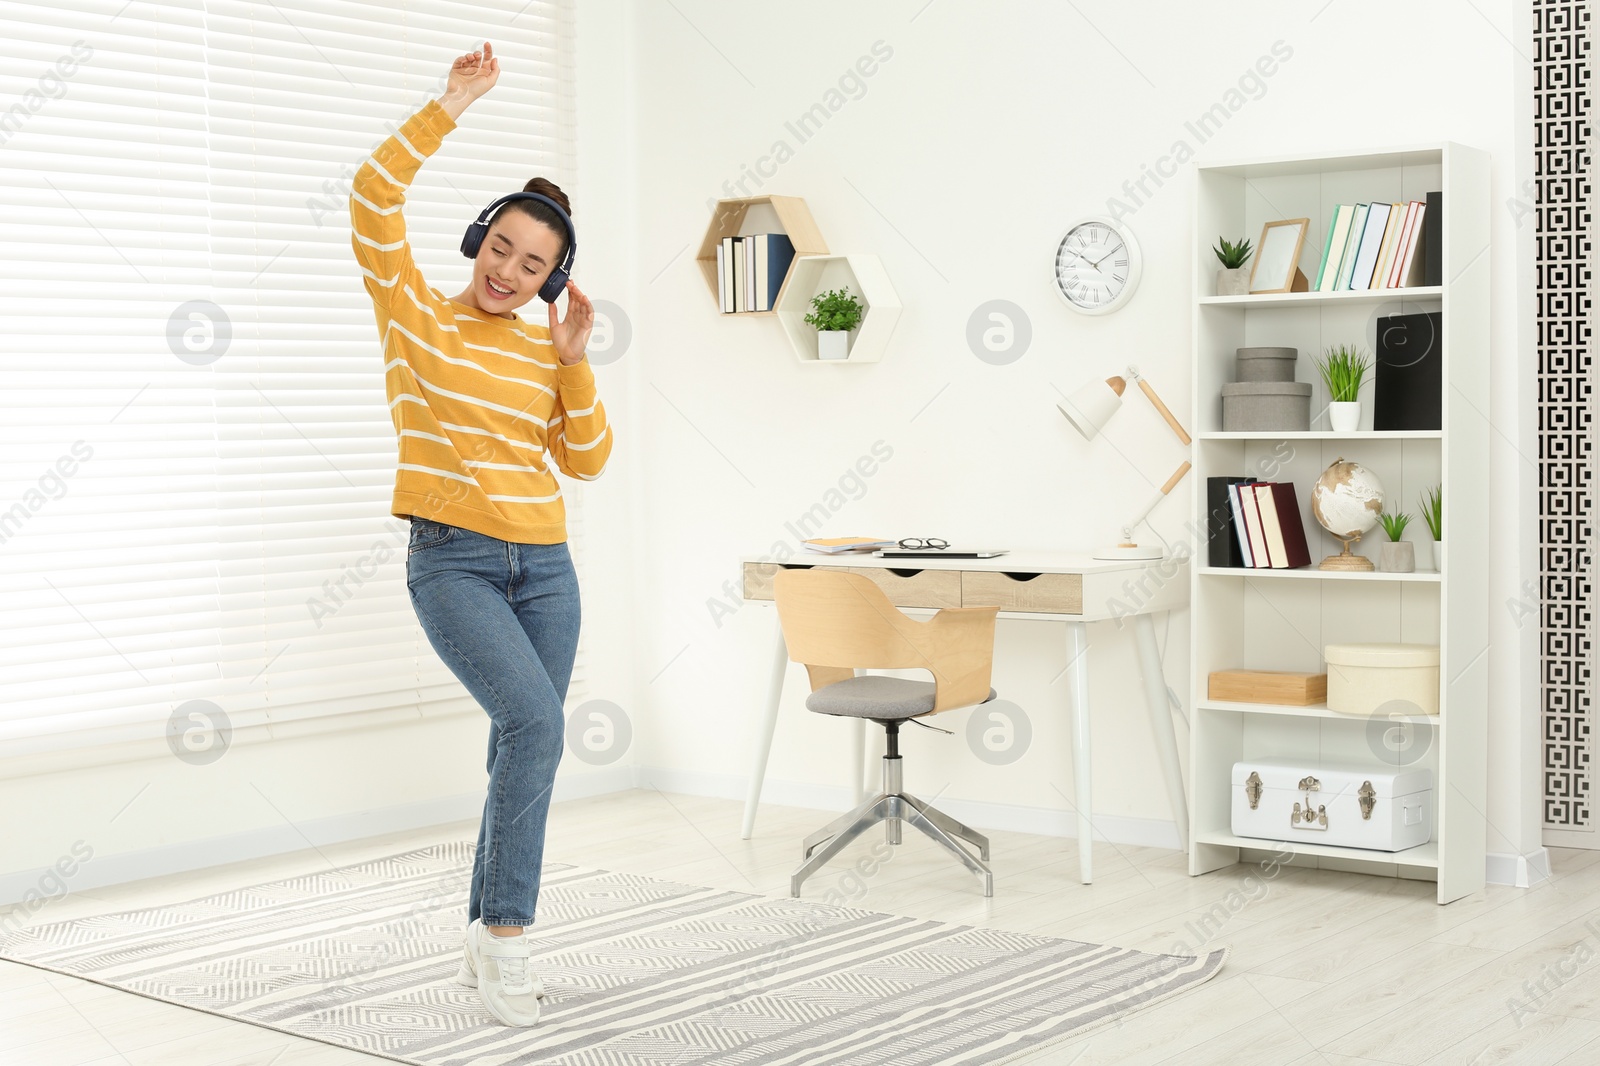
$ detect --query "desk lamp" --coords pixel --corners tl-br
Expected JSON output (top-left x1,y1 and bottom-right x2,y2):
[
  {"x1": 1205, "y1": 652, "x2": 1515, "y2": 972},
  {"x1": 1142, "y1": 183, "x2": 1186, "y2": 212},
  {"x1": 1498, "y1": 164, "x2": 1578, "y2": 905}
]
[{"x1": 1058, "y1": 365, "x2": 1193, "y2": 561}]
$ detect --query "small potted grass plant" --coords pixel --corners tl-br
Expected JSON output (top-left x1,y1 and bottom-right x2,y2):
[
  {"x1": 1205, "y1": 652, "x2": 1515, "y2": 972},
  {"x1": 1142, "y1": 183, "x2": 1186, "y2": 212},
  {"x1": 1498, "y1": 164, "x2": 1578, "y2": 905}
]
[
  {"x1": 1214, "y1": 236, "x2": 1253, "y2": 296},
  {"x1": 1419, "y1": 484, "x2": 1443, "y2": 572},
  {"x1": 804, "y1": 286, "x2": 864, "y2": 361},
  {"x1": 1377, "y1": 506, "x2": 1414, "y2": 573},
  {"x1": 1316, "y1": 344, "x2": 1372, "y2": 432}
]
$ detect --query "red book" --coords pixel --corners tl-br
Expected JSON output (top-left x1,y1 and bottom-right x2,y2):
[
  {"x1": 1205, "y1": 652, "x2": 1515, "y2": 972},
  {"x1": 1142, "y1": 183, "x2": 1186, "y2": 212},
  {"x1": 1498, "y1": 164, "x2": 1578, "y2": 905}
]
[
  {"x1": 1266, "y1": 482, "x2": 1313, "y2": 568},
  {"x1": 1386, "y1": 202, "x2": 1422, "y2": 288},
  {"x1": 1240, "y1": 483, "x2": 1273, "y2": 567}
]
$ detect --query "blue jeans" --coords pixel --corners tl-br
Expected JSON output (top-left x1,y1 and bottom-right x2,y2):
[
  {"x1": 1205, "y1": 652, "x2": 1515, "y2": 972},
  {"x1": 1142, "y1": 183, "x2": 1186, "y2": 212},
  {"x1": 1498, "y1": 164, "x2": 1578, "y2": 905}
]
[{"x1": 404, "y1": 517, "x2": 580, "y2": 928}]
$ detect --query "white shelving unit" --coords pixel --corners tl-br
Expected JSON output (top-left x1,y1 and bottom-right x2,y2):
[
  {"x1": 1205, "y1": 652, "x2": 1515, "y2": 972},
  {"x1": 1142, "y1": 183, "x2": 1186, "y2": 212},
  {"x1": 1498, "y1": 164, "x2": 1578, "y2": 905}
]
[{"x1": 1187, "y1": 144, "x2": 1490, "y2": 904}]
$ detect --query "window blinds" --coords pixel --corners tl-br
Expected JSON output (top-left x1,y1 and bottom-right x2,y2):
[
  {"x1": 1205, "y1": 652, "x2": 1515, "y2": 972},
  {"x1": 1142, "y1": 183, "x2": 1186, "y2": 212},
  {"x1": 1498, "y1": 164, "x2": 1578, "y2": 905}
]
[{"x1": 0, "y1": 0, "x2": 585, "y2": 755}]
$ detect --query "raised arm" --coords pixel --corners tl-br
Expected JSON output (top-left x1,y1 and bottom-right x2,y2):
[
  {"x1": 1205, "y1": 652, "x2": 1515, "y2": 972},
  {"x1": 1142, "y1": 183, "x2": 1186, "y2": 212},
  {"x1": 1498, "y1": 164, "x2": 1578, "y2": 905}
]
[
  {"x1": 348, "y1": 44, "x2": 499, "y2": 309},
  {"x1": 547, "y1": 356, "x2": 613, "y2": 481},
  {"x1": 544, "y1": 280, "x2": 611, "y2": 480}
]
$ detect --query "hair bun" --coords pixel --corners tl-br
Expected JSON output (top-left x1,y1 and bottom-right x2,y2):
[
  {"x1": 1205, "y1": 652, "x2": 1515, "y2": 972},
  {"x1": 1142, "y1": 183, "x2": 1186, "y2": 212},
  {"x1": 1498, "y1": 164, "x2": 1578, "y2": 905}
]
[{"x1": 522, "y1": 176, "x2": 571, "y2": 217}]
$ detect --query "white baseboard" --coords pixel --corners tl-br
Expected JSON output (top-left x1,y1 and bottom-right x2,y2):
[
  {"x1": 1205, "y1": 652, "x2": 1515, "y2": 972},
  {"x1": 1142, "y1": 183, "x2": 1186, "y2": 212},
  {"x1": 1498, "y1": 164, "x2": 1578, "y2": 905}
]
[
  {"x1": 0, "y1": 766, "x2": 632, "y2": 910},
  {"x1": 1486, "y1": 847, "x2": 1553, "y2": 888},
  {"x1": 630, "y1": 764, "x2": 1186, "y2": 851}
]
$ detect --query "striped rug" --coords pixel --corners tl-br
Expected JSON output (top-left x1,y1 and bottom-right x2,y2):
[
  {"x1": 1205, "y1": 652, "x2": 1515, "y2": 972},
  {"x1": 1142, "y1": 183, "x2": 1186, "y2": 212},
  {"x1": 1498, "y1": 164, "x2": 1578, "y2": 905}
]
[{"x1": 0, "y1": 841, "x2": 1225, "y2": 1065}]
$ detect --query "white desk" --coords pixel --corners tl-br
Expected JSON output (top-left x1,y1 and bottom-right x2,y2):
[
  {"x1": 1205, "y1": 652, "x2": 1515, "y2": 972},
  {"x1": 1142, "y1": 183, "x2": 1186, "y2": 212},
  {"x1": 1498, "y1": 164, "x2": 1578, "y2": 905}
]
[{"x1": 738, "y1": 550, "x2": 1190, "y2": 884}]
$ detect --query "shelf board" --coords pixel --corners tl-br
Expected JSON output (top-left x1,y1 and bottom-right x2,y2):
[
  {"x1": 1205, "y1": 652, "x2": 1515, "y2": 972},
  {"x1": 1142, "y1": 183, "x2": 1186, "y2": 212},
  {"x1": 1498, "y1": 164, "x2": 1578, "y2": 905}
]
[
  {"x1": 1197, "y1": 698, "x2": 1442, "y2": 722},
  {"x1": 1195, "y1": 831, "x2": 1439, "y2": 868},
  {"x1": 1197, "y1": 286, "x2": 1441, "y2": 310},
  {"x1": 1197, "y1": 430, "x2": 1442, "y2": 440},
  {"x1": 1196, "y1": 566, "x2": 1441, "y2": 582}
]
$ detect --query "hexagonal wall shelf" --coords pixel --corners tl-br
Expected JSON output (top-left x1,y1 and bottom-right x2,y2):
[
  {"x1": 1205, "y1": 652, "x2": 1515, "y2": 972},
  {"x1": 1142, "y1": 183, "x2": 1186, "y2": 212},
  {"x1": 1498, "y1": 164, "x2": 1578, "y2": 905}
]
[
  {"x1": 775, "y1": 254, "x2": 901, "y2": 365},
  {"x1": 695, "y1": 196, "x2": 828, "y2": 316}
]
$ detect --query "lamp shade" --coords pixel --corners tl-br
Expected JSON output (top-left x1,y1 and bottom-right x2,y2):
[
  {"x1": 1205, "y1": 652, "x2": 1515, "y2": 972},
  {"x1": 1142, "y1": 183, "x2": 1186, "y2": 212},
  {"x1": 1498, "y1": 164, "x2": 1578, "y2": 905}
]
[{"x1": 1058, "y1": 376, "x2": 1125, "y2": 441}]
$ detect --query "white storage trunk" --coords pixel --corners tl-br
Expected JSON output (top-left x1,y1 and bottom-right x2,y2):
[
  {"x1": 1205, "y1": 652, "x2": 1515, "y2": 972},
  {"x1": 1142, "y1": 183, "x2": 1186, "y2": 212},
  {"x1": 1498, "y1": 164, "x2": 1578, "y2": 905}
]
[
  {"x1": 1324, "y1": 642, "x2": 1440, "y2": 716},
  {"x1": 1231, "y1": 758, "x2": 1433, "y2": 852}
]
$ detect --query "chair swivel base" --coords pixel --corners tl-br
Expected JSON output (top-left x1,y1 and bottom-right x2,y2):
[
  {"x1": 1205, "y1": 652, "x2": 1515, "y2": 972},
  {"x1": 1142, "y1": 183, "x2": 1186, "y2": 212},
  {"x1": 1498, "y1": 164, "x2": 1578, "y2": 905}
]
[{"x1": 790, "y1": 756, "x2": 993, "y2": 898}]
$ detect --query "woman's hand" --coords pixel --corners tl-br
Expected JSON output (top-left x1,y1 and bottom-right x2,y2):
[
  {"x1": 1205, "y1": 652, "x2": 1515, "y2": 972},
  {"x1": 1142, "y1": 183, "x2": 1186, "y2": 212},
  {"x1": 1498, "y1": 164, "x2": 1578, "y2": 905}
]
[
  {"x1": 549, "y1": 280, "x2": 594, "y2": 366},
  {"x1": 443, "y1": 42, "x2": 500, "y2": 110}
]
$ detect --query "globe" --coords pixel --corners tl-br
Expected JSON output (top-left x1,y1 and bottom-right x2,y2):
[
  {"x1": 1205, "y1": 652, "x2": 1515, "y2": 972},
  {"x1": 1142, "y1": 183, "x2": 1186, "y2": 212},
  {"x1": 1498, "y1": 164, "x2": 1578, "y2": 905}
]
[{"x1": 1311, "y1": 459, "x2": 1385, "y2": 539}]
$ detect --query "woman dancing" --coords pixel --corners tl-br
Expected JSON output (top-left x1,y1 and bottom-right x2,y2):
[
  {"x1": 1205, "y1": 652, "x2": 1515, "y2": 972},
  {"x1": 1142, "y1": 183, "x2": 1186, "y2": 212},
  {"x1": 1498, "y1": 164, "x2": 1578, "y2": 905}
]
[{"x1": 349, "y1": 40, "x2": 610, "y2": 1027}]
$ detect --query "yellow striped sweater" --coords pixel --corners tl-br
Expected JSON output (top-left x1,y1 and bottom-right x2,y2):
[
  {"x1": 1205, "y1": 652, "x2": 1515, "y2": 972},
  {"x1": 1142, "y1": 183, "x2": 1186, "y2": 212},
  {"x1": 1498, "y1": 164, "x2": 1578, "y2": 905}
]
[{"x1": 348, "y1": 97, "x2": 611, "y2": 545}]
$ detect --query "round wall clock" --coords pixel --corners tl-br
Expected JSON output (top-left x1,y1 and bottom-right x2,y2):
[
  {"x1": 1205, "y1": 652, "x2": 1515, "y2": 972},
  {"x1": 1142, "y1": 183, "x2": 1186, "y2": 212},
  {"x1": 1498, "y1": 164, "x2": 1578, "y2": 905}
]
[{"x1": 1052, "y1": 216, "x2": 1142, "y2": 315}]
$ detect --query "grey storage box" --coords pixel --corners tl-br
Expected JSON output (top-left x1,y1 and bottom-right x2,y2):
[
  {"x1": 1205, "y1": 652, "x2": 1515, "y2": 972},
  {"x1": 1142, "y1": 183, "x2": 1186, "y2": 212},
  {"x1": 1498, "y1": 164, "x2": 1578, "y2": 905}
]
[
  {"x1": 1221, "y1": 381, "x2": 1312, "y2": 431},
  {"x1": 1236, "y1": 346, "x2": 1298, "y2": 382}
]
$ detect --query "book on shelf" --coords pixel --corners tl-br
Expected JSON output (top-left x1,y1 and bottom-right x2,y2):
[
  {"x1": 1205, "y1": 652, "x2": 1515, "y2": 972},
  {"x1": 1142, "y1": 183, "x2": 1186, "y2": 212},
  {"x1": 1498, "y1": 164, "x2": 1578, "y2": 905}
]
[
  {"x1": 720, "y1": 236, "x2": 732, "y2": 312},
  {"x1": 718, "y1": 233, "x2": 796, "y2": 313},
  {"x1": 733, "y1": 237, "x2": 746, "y2": 311},
  {"x1": 1207, "y1": 476, "x2": 1258, "y2": 567},
  {"x1": 752, "y1": 233, "x2": 796, "y2": 312},
  {"x1": 1222, "y1": 481, "x2": 1312, "y2": 569},
  {"x1": 1227, "y1": 483, "x2": 1257, "y2": 567},
  {"x1": 1336, "y1": 203, "x2": 1369, "y2": 290},
  {"x1": 1308, "y1": 198, "x2": 1433, "y2": 292},
  {"x1": 1374, "y1": 310, "x2": 1443, "y2": 430},
  {"x1": 1273, "y1": 483, "x2": 1314, "y2": 568},
  {"x1": 1315, "y1": 205, "x2": 1356, "y2": 291},
  {"x1": 1387, "y1": 201, "x2": 1422, "y2": 287},
  {"x1": 1236, "y1": 481, "x2": 1270, "y2": 565},
  {"x1": 1346, "y1": 201, "x2": 1392, "y2": 290},
  {"x1": 1422, "y1": 190, "x2": 1443, "y2": 286},
  {"x1": 1368, "y1": 203, "x2": 1405, "y2": 289}
]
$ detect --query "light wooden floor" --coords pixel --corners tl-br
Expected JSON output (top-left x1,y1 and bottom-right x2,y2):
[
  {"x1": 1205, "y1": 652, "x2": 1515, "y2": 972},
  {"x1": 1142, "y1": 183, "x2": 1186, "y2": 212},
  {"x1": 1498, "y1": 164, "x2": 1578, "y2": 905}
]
[{"x1": 3, "y1": 788, "x2": 1599, "y2": 1065}]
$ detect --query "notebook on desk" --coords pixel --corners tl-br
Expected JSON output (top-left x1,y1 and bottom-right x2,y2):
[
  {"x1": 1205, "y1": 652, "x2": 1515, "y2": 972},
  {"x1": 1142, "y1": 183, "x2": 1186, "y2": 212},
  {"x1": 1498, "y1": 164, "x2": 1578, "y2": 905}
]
[{"x1": 873, "y1": 547, "x2": 1010, "y2": 558}]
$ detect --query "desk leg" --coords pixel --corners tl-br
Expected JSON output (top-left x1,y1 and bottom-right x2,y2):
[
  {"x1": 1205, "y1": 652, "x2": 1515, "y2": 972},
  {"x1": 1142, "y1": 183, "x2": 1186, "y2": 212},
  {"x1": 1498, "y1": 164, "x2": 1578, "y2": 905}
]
[
  {"x1": 1132, "y1": 613, "x2": 1188, "y2": 851},
  {"x1": 741, "y1": 616, "x2": 788, "y2": 840},
  {"x1": 1064, "y1": 620, "x2": 1093, "y2": 884}
]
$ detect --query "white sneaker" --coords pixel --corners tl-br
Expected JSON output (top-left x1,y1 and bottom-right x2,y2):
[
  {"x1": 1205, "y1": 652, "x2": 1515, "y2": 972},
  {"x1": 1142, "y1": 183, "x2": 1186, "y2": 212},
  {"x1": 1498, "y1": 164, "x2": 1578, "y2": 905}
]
[
  {"x1": 456, "y1": 918, "x2": 546, "y2": 998},
  {"x1": 463, "y1": 919, "x2": 545, "y2": 1026}
]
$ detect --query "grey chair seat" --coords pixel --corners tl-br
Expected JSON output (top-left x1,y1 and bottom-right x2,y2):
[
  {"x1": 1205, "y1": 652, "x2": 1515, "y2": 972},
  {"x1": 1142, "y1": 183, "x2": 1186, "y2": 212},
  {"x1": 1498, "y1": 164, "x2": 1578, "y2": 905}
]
[{"x1": 804, "y1": 675, "x2": 997, "y2": 720}]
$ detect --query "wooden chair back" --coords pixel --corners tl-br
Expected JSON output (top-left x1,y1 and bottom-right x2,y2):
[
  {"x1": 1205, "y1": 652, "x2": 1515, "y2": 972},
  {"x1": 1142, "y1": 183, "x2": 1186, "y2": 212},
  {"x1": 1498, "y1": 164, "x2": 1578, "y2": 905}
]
[{"x1": 772, "y1": 567, "x2": 1000, "y2": 715}]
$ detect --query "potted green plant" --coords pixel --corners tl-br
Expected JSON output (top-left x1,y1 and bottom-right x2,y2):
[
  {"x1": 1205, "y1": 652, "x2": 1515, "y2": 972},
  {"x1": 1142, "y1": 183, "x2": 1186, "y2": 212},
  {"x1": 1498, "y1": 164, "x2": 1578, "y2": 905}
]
[
  {"x1": 803, "y1": 286, "x2": 864, "y2": 361},
  {"x1": 1419, "y1": 484, "x2": 1443, "y2": 572},
  {"x1": 1316, "y1": 344, "x2": 1372, "y2": 432},
  {"x1": 1213, "y1": 236, "x2": 1253, "y2": 296},
  {"x1": 1377, "y1": 506, "x2": 1414, "y2": 573}
]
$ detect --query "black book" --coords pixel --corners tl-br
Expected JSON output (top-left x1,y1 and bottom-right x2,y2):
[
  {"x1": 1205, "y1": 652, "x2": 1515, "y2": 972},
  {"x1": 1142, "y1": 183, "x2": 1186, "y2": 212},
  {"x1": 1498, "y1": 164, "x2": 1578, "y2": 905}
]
[
  {"x1": 1374, "y1": 311, "x2": 1443, "y2": 431},
  {"x1": 1206, "y1": 476, "x2": 1258, "y2": 567},
  {"x1": 1423, "y1": 190, "x2": 1442, "y2": 287}
]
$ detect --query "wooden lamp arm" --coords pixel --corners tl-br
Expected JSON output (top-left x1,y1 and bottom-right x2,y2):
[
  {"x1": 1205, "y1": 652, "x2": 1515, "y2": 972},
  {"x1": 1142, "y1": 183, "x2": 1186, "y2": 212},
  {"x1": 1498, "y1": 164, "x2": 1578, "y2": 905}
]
[{"x1": 1134, "y1": 373, "x2": 1193, "y2": 446}]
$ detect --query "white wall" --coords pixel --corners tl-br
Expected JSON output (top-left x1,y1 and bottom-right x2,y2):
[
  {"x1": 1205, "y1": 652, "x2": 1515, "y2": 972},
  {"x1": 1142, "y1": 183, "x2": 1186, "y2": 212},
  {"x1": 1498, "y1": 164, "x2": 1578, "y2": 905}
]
[
  {"x1": 0, "y1": 0, "x2": 1546, "y2": 909},
  {"x1": 607, "y1": 0, "x2": 1545, "y2": 869}
]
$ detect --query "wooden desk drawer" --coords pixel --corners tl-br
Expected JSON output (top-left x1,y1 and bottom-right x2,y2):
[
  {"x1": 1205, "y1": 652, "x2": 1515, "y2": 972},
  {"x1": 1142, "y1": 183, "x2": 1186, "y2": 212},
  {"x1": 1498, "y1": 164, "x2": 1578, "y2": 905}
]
[
  {"x1": 823, "y1": 565, "x2": 962, "y2": 609},
  {"x1": 961, "y1": 570, "x2": 1082, "y2": 614},
  {"x1": 742, "y1": 561, "x2": 783, "y2": 601},
  {"x1": 741, "y1": 561, "x2": 961, "y2": 609}
]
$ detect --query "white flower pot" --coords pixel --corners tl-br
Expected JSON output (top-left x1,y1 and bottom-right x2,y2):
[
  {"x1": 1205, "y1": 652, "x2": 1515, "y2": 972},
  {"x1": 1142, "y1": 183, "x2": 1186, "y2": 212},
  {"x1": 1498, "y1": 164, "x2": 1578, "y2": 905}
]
[
  {"x1": 1329, "y1": 401, "x2": 1361, "y2": 432},
  {"x1": 1215, "y1": 266, "x2": 1251, "y2": 296},
  {"x1": 1378, "y1": 541, "x2": 1415, "y2": 573},
  {"x1": 817, "y1": 330, "x2": 851, "y2": 361},
  {"x1": 1432, "y1": 538, "x2": 1443, "y2": 572}
]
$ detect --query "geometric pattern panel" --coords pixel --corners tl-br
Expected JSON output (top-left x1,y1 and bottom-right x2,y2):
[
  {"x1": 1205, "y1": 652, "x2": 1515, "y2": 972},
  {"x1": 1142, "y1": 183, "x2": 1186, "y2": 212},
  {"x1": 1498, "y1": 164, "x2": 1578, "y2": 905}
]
[
  {"x1": 1537, "y1": 0, "x2": 1596, "y2": 828},
  {"x1": 0, "y1": 842, "x2": 1226, "y2": 1066}
]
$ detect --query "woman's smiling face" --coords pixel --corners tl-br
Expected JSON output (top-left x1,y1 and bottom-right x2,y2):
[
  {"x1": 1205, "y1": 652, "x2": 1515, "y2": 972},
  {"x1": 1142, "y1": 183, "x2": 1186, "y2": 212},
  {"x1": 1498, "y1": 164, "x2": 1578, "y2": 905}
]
[{"x1": 470, "y1": 210, "x2": 565, "y2": 316}]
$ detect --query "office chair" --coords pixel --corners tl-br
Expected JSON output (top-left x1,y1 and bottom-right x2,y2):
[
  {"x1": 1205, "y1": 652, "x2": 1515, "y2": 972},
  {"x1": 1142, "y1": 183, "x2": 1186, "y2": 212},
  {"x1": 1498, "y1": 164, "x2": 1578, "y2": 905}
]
[{"x1": 772, "y1": 567, "x2": 1002, "y2": 897}]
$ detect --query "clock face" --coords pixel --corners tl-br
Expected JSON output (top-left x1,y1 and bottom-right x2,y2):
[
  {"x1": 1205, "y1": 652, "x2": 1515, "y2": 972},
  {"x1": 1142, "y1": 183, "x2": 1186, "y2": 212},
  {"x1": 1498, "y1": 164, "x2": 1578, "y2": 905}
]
[{"x1": 1053, "y1": 217, "x2": 1141, "y2": 315}]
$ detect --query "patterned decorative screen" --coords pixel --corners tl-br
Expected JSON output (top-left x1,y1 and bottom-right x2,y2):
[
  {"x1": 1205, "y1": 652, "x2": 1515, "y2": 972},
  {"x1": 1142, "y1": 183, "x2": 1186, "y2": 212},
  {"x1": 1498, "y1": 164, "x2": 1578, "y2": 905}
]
[{"x1": 1536, "y1": 0, "x2": 1595, "y2": 831}]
